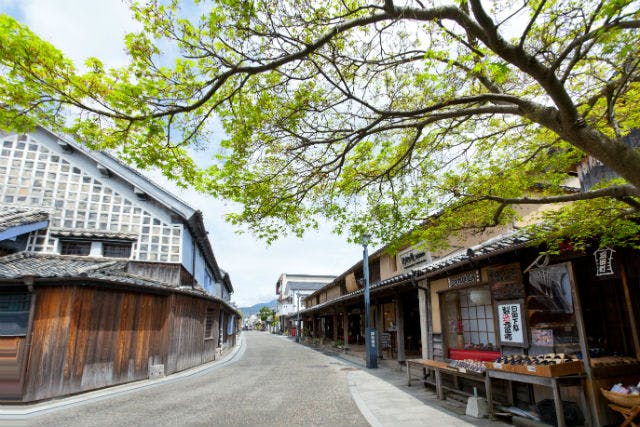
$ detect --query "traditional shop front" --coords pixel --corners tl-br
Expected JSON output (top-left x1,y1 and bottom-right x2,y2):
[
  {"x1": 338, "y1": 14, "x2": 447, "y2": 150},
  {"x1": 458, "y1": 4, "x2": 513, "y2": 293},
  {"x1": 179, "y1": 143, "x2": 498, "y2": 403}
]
[
  {"x1": 297, "y1": 276, "x2": 422, "y2": 364},
  {"x1": 416, "y1": 236, "x2": 640, "y2": 426}
]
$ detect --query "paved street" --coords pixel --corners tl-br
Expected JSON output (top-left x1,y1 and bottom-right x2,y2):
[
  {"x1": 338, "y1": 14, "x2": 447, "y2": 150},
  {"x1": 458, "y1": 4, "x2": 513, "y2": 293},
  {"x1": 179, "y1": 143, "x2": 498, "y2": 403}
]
[
  {"x1": 23, "y1": 332, "x2": 369, "y2": 427},
  {"x1": 5, "y1": 331, "x2": 506, "y2": 427}
]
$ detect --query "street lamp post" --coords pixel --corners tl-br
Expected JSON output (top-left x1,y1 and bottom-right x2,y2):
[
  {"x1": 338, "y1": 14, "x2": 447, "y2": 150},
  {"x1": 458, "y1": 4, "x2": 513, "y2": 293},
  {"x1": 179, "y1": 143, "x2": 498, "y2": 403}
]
[
  {"x1": 296, "y1": 292, "x2": 301, "y2": 343},
  {"x1": 361, "y1": 233, "x2": 378, "y2": 369}
]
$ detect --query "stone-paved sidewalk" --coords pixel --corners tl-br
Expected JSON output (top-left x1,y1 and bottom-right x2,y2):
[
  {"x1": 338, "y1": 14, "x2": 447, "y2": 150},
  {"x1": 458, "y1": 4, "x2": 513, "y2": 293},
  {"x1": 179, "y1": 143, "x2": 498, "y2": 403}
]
[{"x1": 293, "y1": 337, "x2": 515, "y2": 427}]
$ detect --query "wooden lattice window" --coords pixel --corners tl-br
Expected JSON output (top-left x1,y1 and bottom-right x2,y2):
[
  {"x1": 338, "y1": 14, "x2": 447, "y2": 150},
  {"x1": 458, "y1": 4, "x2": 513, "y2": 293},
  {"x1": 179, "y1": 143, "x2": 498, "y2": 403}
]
[
  {"x1": 103, "y1": 242, "x2": 132, "y2": 258},
  {"x1": 60, "y1": 240, "x2": 91, "y2": 256}
]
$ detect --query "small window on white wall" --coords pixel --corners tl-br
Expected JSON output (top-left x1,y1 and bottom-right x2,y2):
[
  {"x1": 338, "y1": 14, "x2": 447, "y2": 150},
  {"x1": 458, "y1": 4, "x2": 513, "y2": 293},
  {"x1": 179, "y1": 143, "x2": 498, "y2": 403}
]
[
  {"x1": 103, "y1": 242, "x2": 132, "y2": 258},
  {"x1": 60, "y1": 241, "x2": 91, "y2": 256}
]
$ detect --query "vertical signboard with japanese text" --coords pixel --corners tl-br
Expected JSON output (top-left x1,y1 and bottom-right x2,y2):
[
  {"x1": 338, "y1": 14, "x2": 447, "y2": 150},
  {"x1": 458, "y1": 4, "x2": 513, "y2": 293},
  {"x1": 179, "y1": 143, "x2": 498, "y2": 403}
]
[{"x1": 497, "y1": 300, "x2": 528, "y2": 347}]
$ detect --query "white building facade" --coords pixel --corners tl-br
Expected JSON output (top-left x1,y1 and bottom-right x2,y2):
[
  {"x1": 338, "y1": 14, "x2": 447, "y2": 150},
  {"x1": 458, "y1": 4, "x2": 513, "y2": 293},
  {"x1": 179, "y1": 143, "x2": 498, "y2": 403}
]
[
  {"x1": 275, "y1": 273, "x2": 335, "y2": 333},
  {"x1": 0, "y1": 126, "x2": 233, "y2": 299}
]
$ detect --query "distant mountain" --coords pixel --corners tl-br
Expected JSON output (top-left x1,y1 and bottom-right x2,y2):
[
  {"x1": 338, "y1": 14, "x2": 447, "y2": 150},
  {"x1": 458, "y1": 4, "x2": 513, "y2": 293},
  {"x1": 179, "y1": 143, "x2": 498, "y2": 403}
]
[{"x1": 239, "y1": 299, "x2": 277, "y2": 318}]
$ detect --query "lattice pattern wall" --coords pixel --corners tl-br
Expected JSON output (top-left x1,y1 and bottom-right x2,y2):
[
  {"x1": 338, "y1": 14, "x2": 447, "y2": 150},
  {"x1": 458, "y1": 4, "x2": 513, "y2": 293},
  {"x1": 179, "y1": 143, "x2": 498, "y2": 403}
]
[{"x1": 0, "y1": 135, "x2": 182, "y2": 262}]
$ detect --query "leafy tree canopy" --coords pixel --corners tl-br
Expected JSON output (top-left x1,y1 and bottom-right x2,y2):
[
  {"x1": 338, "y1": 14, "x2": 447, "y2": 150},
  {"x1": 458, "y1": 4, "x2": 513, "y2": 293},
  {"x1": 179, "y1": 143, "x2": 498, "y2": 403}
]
[
  {"x1": 1, "y1": 0, "x2": 640, "y2": 251},
  {"x1": 258, "y1": 306, "x2": 276, "y2": 322}
]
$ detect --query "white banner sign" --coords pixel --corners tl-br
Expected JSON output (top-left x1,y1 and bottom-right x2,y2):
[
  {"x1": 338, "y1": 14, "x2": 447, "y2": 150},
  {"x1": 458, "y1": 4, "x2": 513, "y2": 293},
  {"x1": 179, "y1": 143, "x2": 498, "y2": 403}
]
[{"x1": 498, "y1": 303, "x2": 525, "y2": 345}]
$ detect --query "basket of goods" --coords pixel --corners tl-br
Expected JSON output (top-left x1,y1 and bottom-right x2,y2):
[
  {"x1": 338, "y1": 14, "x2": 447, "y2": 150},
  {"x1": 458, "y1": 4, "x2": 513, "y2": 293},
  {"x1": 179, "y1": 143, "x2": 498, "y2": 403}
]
[{"x1": 600, "y1": 383, "x2": 640, "y2": 408}]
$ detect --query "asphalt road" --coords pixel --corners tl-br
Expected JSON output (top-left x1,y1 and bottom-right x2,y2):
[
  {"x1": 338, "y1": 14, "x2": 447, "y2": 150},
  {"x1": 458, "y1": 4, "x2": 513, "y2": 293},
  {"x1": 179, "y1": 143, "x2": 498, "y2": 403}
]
[{"x1": 26, "y1": 332, "x2": 369, "y2": 427}]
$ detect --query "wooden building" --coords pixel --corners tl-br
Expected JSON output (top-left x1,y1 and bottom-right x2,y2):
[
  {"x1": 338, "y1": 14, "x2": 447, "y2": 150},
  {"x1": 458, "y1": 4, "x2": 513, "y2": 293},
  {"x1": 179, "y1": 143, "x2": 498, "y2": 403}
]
[
  {"x1": 296, "y1": 131, "x2": 640, "y2": 426},
  {"x1": 0, "y1": 127, "x2": 240, "y2": 403},
  {"x1": 297, "y1": 245, "x2": 423, "y2": 363},
  {"x1": 298, "y1": 229, "x2": 640, "y2": 426}
]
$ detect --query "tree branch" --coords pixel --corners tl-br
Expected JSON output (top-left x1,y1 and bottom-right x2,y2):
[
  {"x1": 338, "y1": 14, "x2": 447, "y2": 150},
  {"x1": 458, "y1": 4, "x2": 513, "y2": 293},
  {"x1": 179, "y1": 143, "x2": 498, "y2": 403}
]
[
  {"x1": 519, "y1": 0, "x2": 546, "y2": 49},
  {"x1": 477, "y1": 184, "x2": 640, "y2": 205}
]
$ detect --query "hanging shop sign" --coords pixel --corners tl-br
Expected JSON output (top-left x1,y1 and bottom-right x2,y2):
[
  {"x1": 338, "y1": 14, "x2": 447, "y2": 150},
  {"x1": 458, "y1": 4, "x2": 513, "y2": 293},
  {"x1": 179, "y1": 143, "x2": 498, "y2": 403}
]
[
  {"x1": 497, "y1": 300, "x2": 527, "y2": 347},
  {"x1": 448, "y1": 270, "x2": 480, "y2": 288},
  {"x1": 398, "y1": 246, "x2": 430, "y2": 269},
  {"x1": 487, "y1": 263, "x2": 525, "y2": 300},
  {"x1": 593, "y1": 247, "x2": 616, "y2": 276}
]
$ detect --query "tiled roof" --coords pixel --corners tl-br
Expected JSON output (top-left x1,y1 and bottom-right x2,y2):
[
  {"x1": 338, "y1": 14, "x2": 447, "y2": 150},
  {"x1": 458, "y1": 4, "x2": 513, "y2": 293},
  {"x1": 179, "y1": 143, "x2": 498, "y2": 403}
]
[
  {"x1": 0, "y1": 251, "x2": 129, "y2": 280},
  {"x1": 49, "y1": 228, "x2": 138, "y2": 241},
  {"x1": 413, "y1": 232, "x2": 532, "y2": 277},
  {"x1": 0, "y1": 252, "x2": 239, "y2": 312},
  {"x1": 0, "y1": 205, "x2": 50, "y2": 233},
  {"x1": 298, "y1": 231, "x2": 532, "y2": 315}
]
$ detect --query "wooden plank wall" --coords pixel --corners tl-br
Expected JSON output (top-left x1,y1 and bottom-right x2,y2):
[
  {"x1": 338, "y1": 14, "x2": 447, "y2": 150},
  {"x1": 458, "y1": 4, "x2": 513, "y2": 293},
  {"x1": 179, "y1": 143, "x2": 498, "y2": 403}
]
[
  {"x1": 0, "y1": 336, "x2": 26, "y2": 401},
  {"x1": 20, "y1": 285, "x2": 233, "y2": 402},
  {"x1": 23, "y1": 286, "x2": 170, "y2": 401},
  {"x1": 165, "y1": 294, "x2": 220, "y2": 373}
]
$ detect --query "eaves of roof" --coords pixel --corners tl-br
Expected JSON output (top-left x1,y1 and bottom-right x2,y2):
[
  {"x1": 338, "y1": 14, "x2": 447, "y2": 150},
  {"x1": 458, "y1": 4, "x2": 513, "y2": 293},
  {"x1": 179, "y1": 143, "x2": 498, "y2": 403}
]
[
  {"x1": 304, "y1": 244, "x2": 387, "y2": 300},
  {"x1": 0, "y1": 252, "x2": 239, "y2": 314},
  {"x1": 186, "y1": 212, "x2": 233, "y2": 294},
  {"x1": 299, "y1": 231, "x2": 532, "y2": 315},
  {"x1": 49, "y1": 228, "x2": 138, "y2": 241},
  {"x1": 0, "y1": 205, "x2": 50, "y2": 234}
]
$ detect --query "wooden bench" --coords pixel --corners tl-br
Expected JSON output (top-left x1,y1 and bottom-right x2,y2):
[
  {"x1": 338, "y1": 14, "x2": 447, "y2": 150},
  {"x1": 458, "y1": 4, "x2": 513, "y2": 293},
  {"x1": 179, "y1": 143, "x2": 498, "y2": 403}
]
[{"x1": 407, "y1": 358, "x2": 489, "y2": 401}]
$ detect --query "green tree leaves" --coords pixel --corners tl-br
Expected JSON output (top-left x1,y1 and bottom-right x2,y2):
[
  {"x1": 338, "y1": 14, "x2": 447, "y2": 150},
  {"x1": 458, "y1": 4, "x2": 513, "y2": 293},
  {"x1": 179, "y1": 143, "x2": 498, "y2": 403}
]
[{"x1": 2, "y1": 1, "x2": 640, "y2": 251}]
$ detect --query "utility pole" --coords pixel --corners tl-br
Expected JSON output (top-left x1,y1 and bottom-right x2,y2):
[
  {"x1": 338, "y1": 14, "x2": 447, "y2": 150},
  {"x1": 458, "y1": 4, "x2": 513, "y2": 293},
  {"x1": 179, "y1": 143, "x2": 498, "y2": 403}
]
[{"x1": 361, "y1": 234, "x2": 377, "y2": 369}]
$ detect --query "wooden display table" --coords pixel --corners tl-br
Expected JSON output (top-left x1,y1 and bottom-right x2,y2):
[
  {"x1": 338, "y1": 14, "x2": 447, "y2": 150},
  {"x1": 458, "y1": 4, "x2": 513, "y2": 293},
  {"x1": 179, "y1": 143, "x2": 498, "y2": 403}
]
[
  {"x1": 485, "y1": 367, "x2": 591, "y2": 427},
  {"x1": 406, "y1": 359, "x2": 488, "y2": 400}
]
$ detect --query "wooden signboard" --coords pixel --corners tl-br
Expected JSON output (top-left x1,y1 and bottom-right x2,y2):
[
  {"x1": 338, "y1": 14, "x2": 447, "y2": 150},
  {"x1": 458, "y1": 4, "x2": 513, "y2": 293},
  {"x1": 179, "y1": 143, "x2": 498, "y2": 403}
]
[
  {"x1": 487, "y1": 263, "x2": 524, "y2": 300},
  {"x1": 448, "y1": 270, "x2": 480, "y2": 288}
]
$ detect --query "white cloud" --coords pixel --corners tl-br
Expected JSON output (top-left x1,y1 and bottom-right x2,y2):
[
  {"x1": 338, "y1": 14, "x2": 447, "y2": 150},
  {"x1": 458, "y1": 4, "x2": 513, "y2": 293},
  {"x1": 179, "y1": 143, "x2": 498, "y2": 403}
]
[
  {"x1": 3, "y1": 0, "x2": 139, "y2": 68},
  {"x1": 3, "y1": 0, "x2": 359, "y2": 306}
]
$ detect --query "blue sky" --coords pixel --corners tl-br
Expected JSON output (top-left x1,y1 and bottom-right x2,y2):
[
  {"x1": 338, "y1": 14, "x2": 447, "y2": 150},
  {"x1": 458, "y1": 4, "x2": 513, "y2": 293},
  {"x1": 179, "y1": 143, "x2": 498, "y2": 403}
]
[{"x1": 1, "y1": 0, "x2": 361, "y2": 306}]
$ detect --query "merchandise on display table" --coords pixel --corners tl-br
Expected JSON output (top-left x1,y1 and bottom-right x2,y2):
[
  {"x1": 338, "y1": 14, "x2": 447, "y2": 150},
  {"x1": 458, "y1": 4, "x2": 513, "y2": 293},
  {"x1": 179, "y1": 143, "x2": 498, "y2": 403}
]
[
  {"x1": 463, "y1": 343, "x2": 496, "y2": 351},
  {"x1": 494, "y1": 353, "x2": 578, "y2": 365},
  {"x1": 448, "y1": 358, "x2": 486, "y2": 374},
  {"x1": 486, "y1": 353, "x2": 584, "y2": 377}
]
